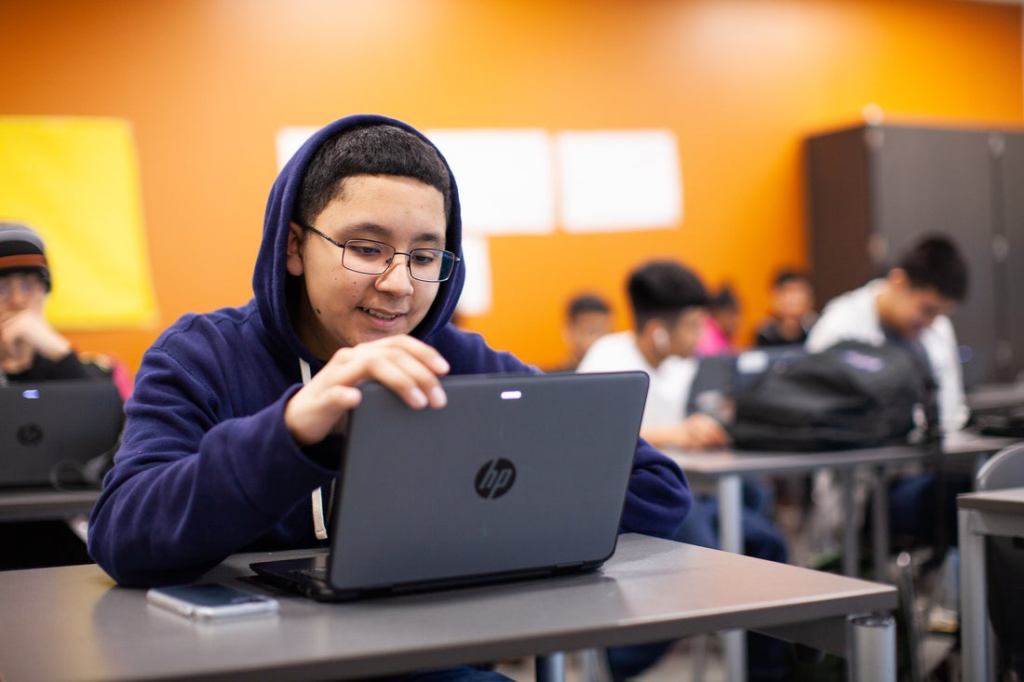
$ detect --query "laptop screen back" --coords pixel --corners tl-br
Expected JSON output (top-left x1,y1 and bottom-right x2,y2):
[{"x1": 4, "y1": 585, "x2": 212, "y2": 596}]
[
  {"x1": 0, "y1": 381, "x2": 123, "y2": 488},
  {"x1": 327, "y1": 371, "x2": 649, "y2": 592}
]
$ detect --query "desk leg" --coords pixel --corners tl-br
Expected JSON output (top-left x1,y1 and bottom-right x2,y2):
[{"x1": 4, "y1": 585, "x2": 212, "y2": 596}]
[
  {"x1": 872, "y1": 468, "x2": 890, "y2": 582},
  {"x1": 847, "y1": 614, "x2": 896, "y2": 682},
  {"x1": 535, "y1": 652, "x2": 566, "y2": 682},
  {"x1": 717, "y1": 475, "x2": 747, "y2": 682},
  {"x1": 840, "y1": 469, "x2": 859, "y2": 576},
  {"x1": 959, "y1": 509, "x2": 990, "y2": 682},
  {"x1": 718, "y1": 475, "x2": 743, "y2": 555}
]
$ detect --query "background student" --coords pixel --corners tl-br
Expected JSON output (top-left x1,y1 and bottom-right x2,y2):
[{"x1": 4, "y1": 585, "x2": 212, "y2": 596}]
[
  {"x1": 549, "y1": 292, "x2": 612, "y2": 372},
  {"x1": 0, "y1": 221, "x2": 127, "y2": 570},
  {"x1": 804, "y1": 235, "x2": 971, "y2": 554},
  {"x1": 579, "y1": 260, "x2": 788, "y2": 681},
  {"x1": 696, "y1": 284, "x2": 741, "y2": 357},
  {"x1": 755, "y1": 268, "x2": 816, "y2": 348}
]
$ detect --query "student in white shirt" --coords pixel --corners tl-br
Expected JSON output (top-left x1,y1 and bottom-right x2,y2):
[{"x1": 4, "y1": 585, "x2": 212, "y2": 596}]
[
  {"x1": 579, "y1": 260, "x2": 788, "y2": 682},
  {"x1": 805, "y1": 235, "x2": 970, "y2": 552},
  {"x1": 806, "y1": 239, "x2": 967, "y2": 432},
  {"x1": 578, "y1": 263, "x2": 728, "y2": 450}
]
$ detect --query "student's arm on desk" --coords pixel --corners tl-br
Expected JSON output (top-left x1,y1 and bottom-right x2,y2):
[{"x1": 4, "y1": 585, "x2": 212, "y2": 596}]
[
  {"x1": 642, "y1": 414, "x2": 730, "y2": 451},
  {"x1": 88, "y1": 342, "x2": 337, "y2": 588},
  {"x1": 438, "y1": 327, "x2": 692, "y2": 540},
  {"x1": 622, "y1": 438, "x2": 692, "y2": 538}
]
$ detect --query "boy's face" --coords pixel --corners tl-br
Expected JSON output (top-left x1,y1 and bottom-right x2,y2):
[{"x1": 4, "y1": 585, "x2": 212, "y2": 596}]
[
  {"x1": 879, "y1": 268, "x2": 956, "y2": 339},
  {"x1": 711, "y1": 306, "x2": 740, "y2": 339},
  {"x1": 0, "y1": 272, "x2": 46, "y2": 323},
  {"x1": 566, "y1": 310, "x2": 611, "y2": 361},
  {"x1": 885, "y1": 284, "x2": 955, "y2": 339},
  {"x1": 287, "y1": 175, "x2": 447, "y2": 355},
  {"x1": 772, "y1": 280, "x2": 813, "y2": 321},
  {"x1": 668, "y1": 307, "x2": 706, "y2": 358}
]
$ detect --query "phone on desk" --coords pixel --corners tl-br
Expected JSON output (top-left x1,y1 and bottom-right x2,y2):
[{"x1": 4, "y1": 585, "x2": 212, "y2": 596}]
[{"x1": 146, "y1": 583, "x2": 279, "y2": 621}]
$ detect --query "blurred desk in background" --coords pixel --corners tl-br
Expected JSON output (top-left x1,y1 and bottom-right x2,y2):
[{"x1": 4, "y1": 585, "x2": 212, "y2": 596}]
[
  {"x1": 967, "y1": 382, "x2": 1024, "y2": 413},
  {"x1": 0, "y1": 488, "x2": 98, "y2": 523}
]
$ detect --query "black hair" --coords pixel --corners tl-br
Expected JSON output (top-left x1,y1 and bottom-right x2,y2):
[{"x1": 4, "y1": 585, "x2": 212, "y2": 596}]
[
  {"x1": 772, "y1": 268, "x2": 810, "y2": 289},
  {"x1": 898, "y1": 235, "x2": 968, "y2": 302},
  {"x1": 296, "y1": 125, "x2": 452, "y2": 225},
  {"x1": 709, "y1": 284, "x2": 738, "y2": 312},
  {"x1": 626, "y1": 260, "x2": 709, "y2": 331},
  {"x1": 567, "y1": 293, "x2": 611, "y2": 321}
]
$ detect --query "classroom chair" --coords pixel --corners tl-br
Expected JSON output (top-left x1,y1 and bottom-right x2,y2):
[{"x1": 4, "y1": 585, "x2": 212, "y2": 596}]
[{"x1": 973, "y1": 442, "x2": 1024, "y2": 678}]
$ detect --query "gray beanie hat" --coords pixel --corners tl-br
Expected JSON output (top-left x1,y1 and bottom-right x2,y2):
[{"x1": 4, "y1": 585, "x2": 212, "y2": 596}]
[{"x1": 0, "y1": 222, "x2": 51, "y2": 292}]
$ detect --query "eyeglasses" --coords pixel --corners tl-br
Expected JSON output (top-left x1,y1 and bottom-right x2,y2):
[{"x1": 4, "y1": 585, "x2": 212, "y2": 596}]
[
  {"x1": 0, "y1": 273, "x2": 46, "y2": 304},
  {"x1": 296, "y1": 221, "x2": 459, "y2": 283}
]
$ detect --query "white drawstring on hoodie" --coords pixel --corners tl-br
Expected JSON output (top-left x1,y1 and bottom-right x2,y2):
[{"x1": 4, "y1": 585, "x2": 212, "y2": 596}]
[{"x1": 299, "y1": 358, "x2": 331, "y2": 540}]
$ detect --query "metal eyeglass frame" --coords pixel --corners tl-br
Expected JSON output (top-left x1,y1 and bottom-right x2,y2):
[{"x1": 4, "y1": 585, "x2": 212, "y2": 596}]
[{"x1": 295, "y1": 220, "x2": 460, "y2": 283}]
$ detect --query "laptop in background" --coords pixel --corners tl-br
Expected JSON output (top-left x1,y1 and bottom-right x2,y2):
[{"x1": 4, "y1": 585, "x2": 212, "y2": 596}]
[
  {"x1": 0, "y1": 381, "x2": 123, "y2": 489},
  {"x1": 251, "y1": 371, "x2": 649, "y2": 601}
]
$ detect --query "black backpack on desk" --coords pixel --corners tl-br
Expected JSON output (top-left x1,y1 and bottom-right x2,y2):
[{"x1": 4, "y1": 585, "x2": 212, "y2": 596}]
[{"x1": 729, "y1": 340, "x2": 937, "y2": 451}]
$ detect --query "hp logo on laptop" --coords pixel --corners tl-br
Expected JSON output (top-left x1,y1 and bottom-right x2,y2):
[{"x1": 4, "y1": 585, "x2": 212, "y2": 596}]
[
  {"x1": 475, "y1": 458, "x2": 516, "y2": 499},
  {"x1": 16, "y1": 424, "x2": 43, "y2": 446}
]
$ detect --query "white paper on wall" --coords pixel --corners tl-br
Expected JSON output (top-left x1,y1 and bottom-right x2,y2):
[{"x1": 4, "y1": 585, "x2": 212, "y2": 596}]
[
  {"x1": 455, "y1": 235, "x2": 491, "y2": 316},
  {"x1": 426, "y1": 129, "x2": 556, "y2": 237},
  {"x1": 276, "y1": 127, "x2": 318, "y2": 171},
  {"x1": 556, "y1": 130, "x2": 682, "y2": 232}
]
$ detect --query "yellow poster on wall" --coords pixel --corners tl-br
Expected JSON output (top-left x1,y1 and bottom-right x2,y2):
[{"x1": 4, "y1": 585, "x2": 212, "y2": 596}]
[{"x1": 0, "y1": 117, "x2": 157, "y2": 328}]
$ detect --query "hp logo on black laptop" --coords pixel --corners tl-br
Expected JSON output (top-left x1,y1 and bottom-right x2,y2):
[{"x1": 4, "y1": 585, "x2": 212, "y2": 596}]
[
  {"x1": 16, "y1": 424, "x2": 43, "y2": 446},
  {"x1": 475, "y1": 458, "x2": 516, "y2": 499}
]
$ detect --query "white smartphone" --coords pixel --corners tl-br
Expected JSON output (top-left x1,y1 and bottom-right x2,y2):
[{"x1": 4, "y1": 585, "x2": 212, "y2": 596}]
[{"x1": 146, "y1": 583, "x2": 279, "y2": 621}]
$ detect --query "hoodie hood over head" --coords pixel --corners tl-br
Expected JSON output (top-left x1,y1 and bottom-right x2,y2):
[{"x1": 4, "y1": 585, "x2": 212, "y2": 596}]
[{"x1": 253, "y1": 114, "x2": 464, "y2": 362}]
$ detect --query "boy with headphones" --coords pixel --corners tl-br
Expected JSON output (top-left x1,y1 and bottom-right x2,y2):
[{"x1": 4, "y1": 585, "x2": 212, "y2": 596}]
[
  {"x1": 578, "y1": 260, "x2": 728, "y2": 449},
  {"x1": 578, "y1": 260, "x2": 788, "y2": 681}
]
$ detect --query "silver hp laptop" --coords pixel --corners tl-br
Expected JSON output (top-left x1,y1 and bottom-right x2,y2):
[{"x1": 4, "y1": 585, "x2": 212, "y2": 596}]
[
  {"x1": 0, "y1": 381, "x2": 123, "y2": 489},
  {"x1": 251, "y1": 371, "x2": 649, "y2": 601}
]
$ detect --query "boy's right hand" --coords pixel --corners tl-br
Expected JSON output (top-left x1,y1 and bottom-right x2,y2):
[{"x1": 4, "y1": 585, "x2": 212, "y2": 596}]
[
  {"x1": 678, "y1": 414, "x2": 731, "y2": 449},
  {"x1": 0, "y1": 309, "x2": 73, "y2": 374},
  {"x1": 642, "y1": 413, "x2": 731, "y2": 451},
  {"x1": 283, "y1": 335, "x2": 450, "y2": 446}
]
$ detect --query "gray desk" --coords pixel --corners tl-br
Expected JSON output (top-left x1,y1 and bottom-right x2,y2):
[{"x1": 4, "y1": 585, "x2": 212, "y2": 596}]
[
  {"x1": 0, "y1": 534, "x2": 897, "y2": 682},
  {"x1": 967, "y1": 382, "x2": 1024, "y2": 412},
  {"x1": 0, "y1": 489, "x2": 99, "y2": 522},
  {"x1": 943, "y1": 430, "x2": 1018, "y2": 458},
  {"x1": 669, "y1": 444, "x2": 921, "y2": 681},
  {"x1": 958, "y1": 486, "x2": 1024, "y2": 682},
  {"x1": 669, "y1": 433, "x2": 1014, "y2": 682},
  {"x1": 671, "y1": 432, "x2": 1014, "y2": 578}
]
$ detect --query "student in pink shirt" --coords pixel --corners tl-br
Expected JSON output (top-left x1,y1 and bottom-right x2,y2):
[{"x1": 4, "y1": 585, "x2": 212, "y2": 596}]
[{"x1": 696, "y1": 284, "x2": 740, "y2": 356}]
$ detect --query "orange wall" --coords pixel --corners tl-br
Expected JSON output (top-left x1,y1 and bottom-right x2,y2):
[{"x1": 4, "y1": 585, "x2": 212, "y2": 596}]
[{"x1": 2, "y1": 0, "x2": 1021, "y2": 371}]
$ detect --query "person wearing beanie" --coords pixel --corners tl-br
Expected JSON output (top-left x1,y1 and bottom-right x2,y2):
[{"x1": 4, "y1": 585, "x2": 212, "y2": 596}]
[
  {"x1": 0, "y1": 221, "x2": 122, "y2": 387},
  {"x1": 0, "y1": 221, "x2": 131, "y2": 570}
]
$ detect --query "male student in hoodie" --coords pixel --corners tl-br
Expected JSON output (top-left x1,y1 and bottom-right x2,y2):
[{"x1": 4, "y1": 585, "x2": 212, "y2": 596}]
[{"x1": 87, "y1": 116, "x2": 690, "y2": 680}]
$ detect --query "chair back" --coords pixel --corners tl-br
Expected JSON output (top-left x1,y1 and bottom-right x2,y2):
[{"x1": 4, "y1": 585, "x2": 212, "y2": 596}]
[
  {"x1": 975, "y1": 442, "x2": 1024, "y2": 492},
  {"x1": 975, "y1": 441, "x2": 1024, "y2": 671}
]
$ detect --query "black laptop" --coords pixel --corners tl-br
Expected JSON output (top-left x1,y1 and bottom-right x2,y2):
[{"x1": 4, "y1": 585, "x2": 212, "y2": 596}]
[
  {"x1": 0, "y1": 380, "x2": 123, "y2": 489},
  {"x1": 251, "y1": 371, "x2": 649, "y2": 601}
]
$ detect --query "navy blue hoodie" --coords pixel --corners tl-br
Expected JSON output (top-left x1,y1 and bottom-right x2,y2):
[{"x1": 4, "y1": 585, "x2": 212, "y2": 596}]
[{"x1": 88, "y1": 114, "x2": 691, "y2": 587}]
